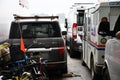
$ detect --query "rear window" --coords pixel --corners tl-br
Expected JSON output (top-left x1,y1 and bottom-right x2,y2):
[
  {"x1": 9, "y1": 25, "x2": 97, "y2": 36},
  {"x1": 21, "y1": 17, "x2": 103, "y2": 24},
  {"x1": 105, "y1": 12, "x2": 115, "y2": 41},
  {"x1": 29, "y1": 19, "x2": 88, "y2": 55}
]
[
  {"x1": 77, "y1": 10, "x2": 84, "y2": 26},
  {"x1": 9, "y1": 21, "x2": 61, "y2": 39}
]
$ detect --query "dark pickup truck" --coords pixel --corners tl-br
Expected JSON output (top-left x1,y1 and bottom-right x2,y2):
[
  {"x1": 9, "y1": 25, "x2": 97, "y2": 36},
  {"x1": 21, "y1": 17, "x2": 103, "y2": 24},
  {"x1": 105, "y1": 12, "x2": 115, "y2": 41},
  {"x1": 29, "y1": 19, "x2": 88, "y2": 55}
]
[{"x1": 8, "y1": 15, "x2": 68, "y2": 74}]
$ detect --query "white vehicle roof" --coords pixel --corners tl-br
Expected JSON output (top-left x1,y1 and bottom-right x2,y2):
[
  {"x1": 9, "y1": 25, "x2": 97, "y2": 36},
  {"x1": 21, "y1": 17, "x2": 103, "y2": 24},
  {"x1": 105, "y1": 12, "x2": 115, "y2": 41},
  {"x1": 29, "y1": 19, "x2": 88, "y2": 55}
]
[
  {"x1": 90, "y1": 1, "x2": 120, "y2": 13},
  {"x1": 100, "y1": 1, "x2": 120, "y2": 7},
  {"x1": 71, "y1": 3, "x2": 95, "y2": 11}
]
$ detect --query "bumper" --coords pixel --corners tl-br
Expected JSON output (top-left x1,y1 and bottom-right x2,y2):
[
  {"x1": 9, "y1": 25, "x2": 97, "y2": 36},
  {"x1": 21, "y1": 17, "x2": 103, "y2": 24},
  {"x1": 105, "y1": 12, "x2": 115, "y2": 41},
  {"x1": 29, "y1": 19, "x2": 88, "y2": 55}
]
[
  {"x1": 46, "y1": 60, "x2": 67, "y2": 70},
  {"x1": 47, "y1": 61, "x2": 67, "y2": 65},
  {"x1": 72, "y1": 43, "x2": 82, "y2": 52}
]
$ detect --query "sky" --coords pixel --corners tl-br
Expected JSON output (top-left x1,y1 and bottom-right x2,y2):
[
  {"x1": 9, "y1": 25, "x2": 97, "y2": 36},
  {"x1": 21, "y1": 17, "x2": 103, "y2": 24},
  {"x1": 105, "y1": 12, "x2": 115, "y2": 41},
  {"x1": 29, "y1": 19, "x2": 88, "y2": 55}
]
[
  {"x1": 28, "y1": 0, "x2": 97, "y2": 16},
  {"x1": 0, "y1": 0, "x2": 116, "y2": 21},
  {"x1": 0, "y1": 0, "x2": 116, "y2": 17},
  {"x1": 0, "y1": 0, "x2": 117, "y2": 41},
  {"x1": 27, "y1": 0, "x2": 118, "y2": 16}
]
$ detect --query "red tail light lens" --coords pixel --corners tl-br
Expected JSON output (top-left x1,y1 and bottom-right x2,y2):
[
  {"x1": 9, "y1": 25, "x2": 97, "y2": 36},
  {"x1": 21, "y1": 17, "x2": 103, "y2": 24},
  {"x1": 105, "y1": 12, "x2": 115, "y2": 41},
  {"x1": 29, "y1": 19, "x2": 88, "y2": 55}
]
[
  {"x1": 58, "y1": 46, "x2": 65, "y2": 54},
  {"x1": 72, "y1": 23, "x2": 77, "y2": 39}
]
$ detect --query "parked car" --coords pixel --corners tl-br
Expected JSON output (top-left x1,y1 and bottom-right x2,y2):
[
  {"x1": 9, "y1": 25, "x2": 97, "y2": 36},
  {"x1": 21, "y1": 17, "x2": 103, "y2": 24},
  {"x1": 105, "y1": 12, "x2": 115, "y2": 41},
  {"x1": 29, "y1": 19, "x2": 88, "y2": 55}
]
[
  {"x1": 66, "y1": 7, "x2": 83, "y2": 58},
  {"x1": 8, "y1": 15, "x2": 68, "y2": 74}
]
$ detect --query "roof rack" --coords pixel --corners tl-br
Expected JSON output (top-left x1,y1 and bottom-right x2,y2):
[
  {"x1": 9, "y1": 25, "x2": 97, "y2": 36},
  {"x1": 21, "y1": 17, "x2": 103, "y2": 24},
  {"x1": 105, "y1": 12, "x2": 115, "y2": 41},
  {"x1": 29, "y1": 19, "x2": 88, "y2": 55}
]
[{"x1": 13, "y1": 14, "x2": 59, "y2": 21}]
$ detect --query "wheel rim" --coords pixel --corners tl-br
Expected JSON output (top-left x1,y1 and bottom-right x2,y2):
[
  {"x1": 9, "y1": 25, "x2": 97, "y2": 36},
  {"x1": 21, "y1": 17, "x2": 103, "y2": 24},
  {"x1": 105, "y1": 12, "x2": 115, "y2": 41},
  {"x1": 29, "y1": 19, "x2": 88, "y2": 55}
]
[
  {"x1": 91, "y1": 58, "x2": 95, "y2": 80},
  {"x1": 91, "y1": 65, "x2": 95, "y2": 80}
]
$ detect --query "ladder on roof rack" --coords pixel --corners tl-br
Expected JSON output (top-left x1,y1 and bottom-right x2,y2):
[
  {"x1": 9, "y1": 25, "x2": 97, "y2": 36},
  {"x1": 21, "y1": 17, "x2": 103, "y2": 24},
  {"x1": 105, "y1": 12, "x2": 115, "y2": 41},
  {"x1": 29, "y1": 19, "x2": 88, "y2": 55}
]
[{"x1": 13, "y1": 14, "x2": 59, "y2": 20}]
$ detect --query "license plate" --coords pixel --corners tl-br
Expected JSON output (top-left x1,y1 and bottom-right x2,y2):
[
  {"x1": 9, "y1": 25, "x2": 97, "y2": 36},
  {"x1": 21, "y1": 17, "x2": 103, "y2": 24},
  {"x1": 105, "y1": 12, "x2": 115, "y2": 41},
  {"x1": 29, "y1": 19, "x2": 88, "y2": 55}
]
[{"x1": 32, "y1": 51, "x2": 49, "y2": 59}]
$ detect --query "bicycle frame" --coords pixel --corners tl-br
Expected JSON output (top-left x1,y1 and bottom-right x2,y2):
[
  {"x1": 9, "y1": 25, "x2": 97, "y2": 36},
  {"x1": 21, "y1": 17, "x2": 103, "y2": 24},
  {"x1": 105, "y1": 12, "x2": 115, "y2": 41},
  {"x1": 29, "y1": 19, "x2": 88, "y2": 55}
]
[{"x1": 0, "y1": 56, "x2": 49, "y2": 80}]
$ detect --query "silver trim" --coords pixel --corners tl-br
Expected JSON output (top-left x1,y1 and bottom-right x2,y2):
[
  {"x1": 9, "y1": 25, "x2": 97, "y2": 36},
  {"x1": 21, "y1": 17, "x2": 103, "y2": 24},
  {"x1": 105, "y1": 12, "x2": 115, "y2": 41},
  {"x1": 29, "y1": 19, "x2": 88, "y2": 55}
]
[
  {"x1": 47, "y1": 61, "x2": 67, "y2": 64},
  {"x1": 26, "y1": 47, "x2": 64, "y2": 52}
]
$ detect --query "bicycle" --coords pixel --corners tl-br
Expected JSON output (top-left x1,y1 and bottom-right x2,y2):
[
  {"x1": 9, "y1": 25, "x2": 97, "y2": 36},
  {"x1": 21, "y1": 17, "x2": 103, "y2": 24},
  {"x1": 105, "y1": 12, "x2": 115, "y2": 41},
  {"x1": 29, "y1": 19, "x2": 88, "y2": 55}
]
[
  {"x1": 0, "y1": 57, "x2": 49, "y2": 80},
  {"x1": 0, "y1": 62, "x2": 36, "y2": 80},
  {"x1": 0, "y1": 42, "x2": 49, "y2": 80}
]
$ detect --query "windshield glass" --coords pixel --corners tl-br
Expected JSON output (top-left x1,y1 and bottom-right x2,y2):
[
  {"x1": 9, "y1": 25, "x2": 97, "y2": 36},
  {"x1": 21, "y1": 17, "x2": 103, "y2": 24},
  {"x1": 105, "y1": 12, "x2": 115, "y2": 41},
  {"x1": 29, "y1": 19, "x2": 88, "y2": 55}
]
[
  {"x1": 9, "y1": 22, "x2": 61, "y2": 39},
  {"x1": 77, "y1": 10, "x2": 84, "y2": 26}
]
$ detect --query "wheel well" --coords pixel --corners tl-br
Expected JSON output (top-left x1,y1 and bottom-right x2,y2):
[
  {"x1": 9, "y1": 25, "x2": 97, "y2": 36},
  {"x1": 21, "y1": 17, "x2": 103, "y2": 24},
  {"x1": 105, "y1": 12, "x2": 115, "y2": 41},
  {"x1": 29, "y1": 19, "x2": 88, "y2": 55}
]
[
  {"x1": 91, "y1": 53, "x2": 93, "y2": 59},
  {"x1": 90, "y1": 52, "x2": 93, "y2": 69}
]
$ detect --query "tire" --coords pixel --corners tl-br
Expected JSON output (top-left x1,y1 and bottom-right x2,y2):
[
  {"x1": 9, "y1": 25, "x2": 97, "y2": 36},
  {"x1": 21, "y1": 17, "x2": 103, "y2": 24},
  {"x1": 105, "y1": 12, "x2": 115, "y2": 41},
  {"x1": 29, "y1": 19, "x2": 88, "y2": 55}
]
[
  {"x1": 66, "y1": 40, "x2": 73, "y2": 58},
  {"x1": 80, "y1": 52, "x2": 82, "y2": 59},
  {"x1": 63, "y1": 67, "x2": 68, "y2": 74},
  {"x1": 81, "y1": 51, "x2": 86, "y2": 66},
  {"x1": 69, "y1": 46, "x2": 77, "y2": 58},
  {"x1": 91, "y1": 57, "x2": 99, "y2": 80},
  {"x1": 81, "y1": 60, "x2": 86, "y2": 66},
  {"x1": 61, "y1": 65, "x2": 68, "y2": 74},
  {"x1": 69, "y1": 49, "x2": 74, "y2": 58},
  {"x1": 69, "y1": 39, "x2": 74, "y2": 58},
  {"x1": 103, "y1": 67, "x2": 110, "y2": 80}
]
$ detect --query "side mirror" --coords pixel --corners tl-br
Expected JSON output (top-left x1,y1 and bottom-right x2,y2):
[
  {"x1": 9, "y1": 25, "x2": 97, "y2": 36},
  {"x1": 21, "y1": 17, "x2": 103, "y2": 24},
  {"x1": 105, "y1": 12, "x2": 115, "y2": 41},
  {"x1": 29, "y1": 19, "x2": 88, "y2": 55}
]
[
  {"x1": 65, "y1": 18, "x2": 68, "y2": 28},
  {"x1": 62, "y1": 31, "x2": 67, "y2": 35},
  {"x1": 65, "y1": 24, "x2": 67, "y2": 28},
  {"x1": 98, "y1": 22, "x2": 110, "y2": 36}
]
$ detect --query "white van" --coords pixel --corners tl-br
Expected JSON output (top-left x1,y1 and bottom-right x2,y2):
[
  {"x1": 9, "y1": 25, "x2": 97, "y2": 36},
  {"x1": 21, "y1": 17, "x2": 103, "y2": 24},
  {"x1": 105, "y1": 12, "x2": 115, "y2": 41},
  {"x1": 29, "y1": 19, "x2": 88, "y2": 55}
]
[
  {"x1": 66, "y1": 3, "x2": 93, "y2": 58},
  {"x1": 82, "y1": 1, "x2": 120, "y2": 80}
]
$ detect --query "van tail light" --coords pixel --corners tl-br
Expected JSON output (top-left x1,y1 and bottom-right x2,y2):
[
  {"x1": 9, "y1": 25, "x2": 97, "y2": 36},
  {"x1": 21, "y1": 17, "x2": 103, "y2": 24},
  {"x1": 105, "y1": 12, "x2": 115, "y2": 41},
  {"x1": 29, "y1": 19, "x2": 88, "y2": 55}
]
[
  {"x1": 58, "y1": 46, "x2": 65, "y2": 54},
  {"x1": 72, "y1": 23, "x2": 77, "y2": 39}
]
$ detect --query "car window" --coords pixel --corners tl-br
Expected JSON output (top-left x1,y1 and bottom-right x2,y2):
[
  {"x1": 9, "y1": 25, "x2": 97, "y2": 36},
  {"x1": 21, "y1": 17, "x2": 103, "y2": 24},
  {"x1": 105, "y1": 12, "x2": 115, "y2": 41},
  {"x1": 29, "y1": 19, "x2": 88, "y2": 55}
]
[
  {"x1": 78, "y1": 27, "x2": 82, "y2": 31},
  {"x1": 77, "y1": 10, "x2": 84, "y2": 26},
  {"x1": 9, "y1": 22, "x2": 61, "y2": 39}
]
